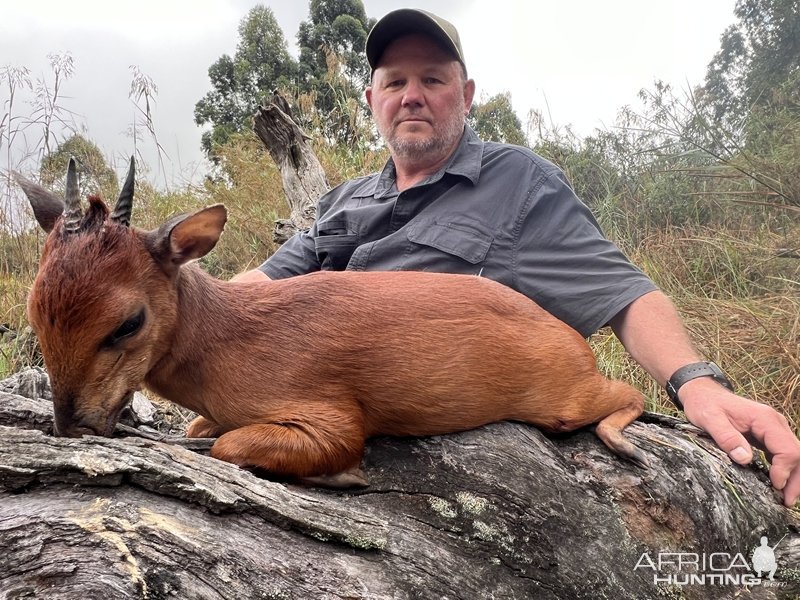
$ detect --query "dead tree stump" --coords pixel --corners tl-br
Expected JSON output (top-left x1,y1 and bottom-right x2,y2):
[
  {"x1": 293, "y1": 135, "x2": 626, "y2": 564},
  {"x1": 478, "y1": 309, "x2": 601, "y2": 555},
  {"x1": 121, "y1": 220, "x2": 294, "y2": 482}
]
[
  {"x1": 0, "y1": 369, "x2": 798, "y2": 599},
  {"x1": 252, "y1": 92, "x2": 328, "y2": 244}
]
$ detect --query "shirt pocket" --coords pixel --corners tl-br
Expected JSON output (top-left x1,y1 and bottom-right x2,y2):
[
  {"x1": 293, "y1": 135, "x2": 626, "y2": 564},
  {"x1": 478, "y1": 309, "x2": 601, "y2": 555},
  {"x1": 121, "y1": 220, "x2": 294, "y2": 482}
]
[
  {"x1": 406, "y1": 219, "x2": 494, "y2": 265},
  {"x1": 314, "y1": 220, "x2": 359, "y2": 270}
]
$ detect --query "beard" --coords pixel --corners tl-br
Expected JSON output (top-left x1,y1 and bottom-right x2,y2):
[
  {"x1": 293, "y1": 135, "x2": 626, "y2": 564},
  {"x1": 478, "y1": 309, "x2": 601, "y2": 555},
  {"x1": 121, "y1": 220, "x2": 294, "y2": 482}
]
[{"x1": 380, "y1": 106, "x2": 466, "y2": 162}]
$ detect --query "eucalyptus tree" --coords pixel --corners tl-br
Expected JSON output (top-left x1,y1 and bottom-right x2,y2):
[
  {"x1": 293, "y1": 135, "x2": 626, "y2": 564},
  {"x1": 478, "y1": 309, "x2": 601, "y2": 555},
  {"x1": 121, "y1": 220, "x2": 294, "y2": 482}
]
[{"x1": 194, "y1": 5, "x2": 298, "y2": 158}]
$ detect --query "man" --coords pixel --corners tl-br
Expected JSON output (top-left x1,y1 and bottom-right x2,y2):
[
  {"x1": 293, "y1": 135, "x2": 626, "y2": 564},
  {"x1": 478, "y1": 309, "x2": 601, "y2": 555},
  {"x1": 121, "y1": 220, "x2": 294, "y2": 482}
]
[{"x1": 234, "y1": 9, "x2": 800, "y2": 506}]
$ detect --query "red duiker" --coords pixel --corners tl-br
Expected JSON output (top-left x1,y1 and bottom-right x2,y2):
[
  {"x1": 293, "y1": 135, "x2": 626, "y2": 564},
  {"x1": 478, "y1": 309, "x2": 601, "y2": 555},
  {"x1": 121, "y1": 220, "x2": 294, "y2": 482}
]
[{"x1": 15, "y1": 158, "x2": 647, "y2": 486}]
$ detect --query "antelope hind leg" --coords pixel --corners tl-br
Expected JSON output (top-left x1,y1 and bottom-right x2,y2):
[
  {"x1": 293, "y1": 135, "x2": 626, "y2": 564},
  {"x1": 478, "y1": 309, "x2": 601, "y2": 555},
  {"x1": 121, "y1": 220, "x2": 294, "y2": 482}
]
[{"x1": 593, "y1": 380, "x2": 649, "y2": 468}]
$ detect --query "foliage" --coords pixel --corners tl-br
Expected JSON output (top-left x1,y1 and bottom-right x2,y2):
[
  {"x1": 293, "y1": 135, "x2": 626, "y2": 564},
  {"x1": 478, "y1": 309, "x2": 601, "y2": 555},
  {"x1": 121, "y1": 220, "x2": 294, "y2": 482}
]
[
  {"x1": 312, "y1": 131, "x2": 388, "y2": 189},
  {"x1": 468, "y1": 92, "x2": 526, "y2": 146},
  {"x1": 297, "y1": 0, "x2": 373, "y2": 91},
  {"x1": 30, "y1": 53, "x2": 75, "y2": 160},
  {"x1": 632, "y1": 79, "x2": 800, "y2": 212},
  {"x1": 530, "y1": 120, "x2": 628, "y2": 214},
  {"x1": 703, "y1": 0, "x2": 800, "y2": 127},
  {"x1": 128, "y1": 65, "x2": 170, "y2": 185},
  {"x1": 737, "y1": 73, "x2": 800, "y2": 205},
  {"x1": 0, "y1": 53, "x2": 76, "y2": 170},
  {"x1": 200, "y1": 132, "x2": 287, "y2": 276},
  {"x1": 194, "y1": 5, "x2": 298, "y2": 158},
  {"x1": 40, "y1": 134, "x2": 118, "y2": 201},
  {"x1": 195, "y1": 1, "x2": 376, "y2": 156},
  {"x1": 295, "y1": 0, "x2": 374, "y2": 146},
  {"x1": 528, "y1": 76, "x2": 798, "y2": 245}
]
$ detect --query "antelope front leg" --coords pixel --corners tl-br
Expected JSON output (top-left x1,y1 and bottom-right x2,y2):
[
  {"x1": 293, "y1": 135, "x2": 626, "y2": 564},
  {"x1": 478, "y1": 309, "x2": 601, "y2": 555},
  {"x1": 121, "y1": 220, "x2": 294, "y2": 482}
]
[
  {"x1": 186, "y1": 415, "x2": 225, "y2": 438},
  {"x1": 210, "y1": 412, "x2": 367, "y2": 487}
]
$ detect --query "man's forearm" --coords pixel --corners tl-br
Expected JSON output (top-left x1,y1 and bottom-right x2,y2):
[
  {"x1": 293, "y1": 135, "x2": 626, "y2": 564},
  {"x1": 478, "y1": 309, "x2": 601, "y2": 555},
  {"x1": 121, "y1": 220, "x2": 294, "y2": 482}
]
[{"x1": 608, "y1": 290, "x2": 702, "y2": 387}]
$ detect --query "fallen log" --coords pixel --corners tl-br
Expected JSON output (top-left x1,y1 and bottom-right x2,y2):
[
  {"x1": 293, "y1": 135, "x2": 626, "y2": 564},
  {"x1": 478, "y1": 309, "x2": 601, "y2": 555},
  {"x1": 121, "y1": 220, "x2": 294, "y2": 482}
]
[{"x1": 0, "y1": 369, "x2": 798, "y2": 599}]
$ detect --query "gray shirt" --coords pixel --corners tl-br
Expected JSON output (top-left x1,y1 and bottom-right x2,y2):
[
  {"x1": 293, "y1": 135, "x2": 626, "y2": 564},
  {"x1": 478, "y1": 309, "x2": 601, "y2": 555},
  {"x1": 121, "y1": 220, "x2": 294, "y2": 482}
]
[{"x1": 260, "y1": 126, "x2": 657, "y2": 337}]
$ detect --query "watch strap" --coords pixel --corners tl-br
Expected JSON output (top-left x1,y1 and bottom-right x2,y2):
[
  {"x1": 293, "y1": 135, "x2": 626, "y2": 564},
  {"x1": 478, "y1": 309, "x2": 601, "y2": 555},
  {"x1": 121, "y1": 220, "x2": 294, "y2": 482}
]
[{"x1": 666, "y1": 361, "x2": 733, "y2": 409}]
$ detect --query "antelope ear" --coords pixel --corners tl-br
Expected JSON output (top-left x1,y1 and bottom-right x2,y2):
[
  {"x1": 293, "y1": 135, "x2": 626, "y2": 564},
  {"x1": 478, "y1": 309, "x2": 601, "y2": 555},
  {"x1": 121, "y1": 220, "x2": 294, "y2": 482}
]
[
  {"x1": 145, "y1": 204, "x2": 228, "y2": 272},
  {"x1": 12, "y1": 171, "x2": 64, "y2": 232}
]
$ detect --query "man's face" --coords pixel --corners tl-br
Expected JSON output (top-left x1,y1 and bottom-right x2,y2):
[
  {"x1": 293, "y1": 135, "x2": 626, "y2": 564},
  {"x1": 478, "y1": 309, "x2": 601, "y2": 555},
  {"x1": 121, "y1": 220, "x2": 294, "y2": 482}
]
[{"x1": 366, "y1": 34, "x2": 475, "y2": 164}]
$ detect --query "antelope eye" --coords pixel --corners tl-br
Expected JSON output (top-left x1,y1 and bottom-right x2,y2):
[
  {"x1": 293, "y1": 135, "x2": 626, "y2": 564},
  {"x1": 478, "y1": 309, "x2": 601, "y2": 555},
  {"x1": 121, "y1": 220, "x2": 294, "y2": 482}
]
[{"x1": 105, "y1": 310, "x2": 145, "y2": 346}]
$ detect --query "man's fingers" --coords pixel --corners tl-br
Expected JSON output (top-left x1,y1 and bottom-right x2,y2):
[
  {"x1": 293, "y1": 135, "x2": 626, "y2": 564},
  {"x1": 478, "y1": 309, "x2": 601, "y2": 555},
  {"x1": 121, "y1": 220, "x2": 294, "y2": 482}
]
[
  {"x1": 779, "y1": 466, "x2": 800, "y2": 507},
  {"x1": 713, "y1": 425, "x2": 800, "y2": 506},
  {"x1": 770, "y1": 458, "x2": 791, "y2": 492},
  {"x1": 700, "y1": 417, "x2": 753, "y2": 465},
  {"x1": 683, "y1": 390, "x2": 800, "y2": 506},
  {"x1": 752, "y1": 409, "x2": 800, "y2": 498},
  {"x1": 764, "y1": 441, "x2": 800, "y2": 501}
]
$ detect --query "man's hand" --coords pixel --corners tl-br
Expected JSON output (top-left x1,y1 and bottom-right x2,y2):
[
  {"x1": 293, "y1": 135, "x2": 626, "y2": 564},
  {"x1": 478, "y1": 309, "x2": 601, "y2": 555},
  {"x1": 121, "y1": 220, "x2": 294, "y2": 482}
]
[
  {"x1": 610, "y1": 291, "x2": 800, "y2": 507},
  {"x1": 679, "y1": 377, "x2": 800, "y2": 507},
  {"x1": 230, "y1": 269, "x2": 270, "y2": 283}
]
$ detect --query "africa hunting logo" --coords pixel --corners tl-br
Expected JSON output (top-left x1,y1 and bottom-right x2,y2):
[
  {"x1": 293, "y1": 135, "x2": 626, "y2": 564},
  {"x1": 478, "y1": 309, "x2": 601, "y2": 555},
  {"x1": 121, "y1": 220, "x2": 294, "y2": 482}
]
[{"x1": 634, "y1": 535, "x2": 788, "y2": 586}]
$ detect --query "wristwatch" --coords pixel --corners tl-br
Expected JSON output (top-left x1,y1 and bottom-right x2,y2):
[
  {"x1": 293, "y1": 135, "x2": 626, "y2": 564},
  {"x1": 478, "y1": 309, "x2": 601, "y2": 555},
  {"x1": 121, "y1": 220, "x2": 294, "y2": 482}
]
[{"x1": 665, "y1": 361, "x2": 734, "y2": 410}]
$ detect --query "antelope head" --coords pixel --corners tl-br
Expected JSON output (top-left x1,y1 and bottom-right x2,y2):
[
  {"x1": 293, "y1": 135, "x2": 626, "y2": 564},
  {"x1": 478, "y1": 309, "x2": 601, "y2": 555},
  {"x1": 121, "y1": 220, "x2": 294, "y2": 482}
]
[{"x1": 15, "y1": 158, "x2": 226, "y2": 437}]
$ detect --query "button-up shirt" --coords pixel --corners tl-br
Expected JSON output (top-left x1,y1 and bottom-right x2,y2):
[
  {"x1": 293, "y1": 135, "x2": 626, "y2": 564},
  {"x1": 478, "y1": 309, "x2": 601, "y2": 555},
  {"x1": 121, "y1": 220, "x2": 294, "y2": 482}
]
[{"x1": 260, "y1": 126, "x2": 657, "y2": 337}]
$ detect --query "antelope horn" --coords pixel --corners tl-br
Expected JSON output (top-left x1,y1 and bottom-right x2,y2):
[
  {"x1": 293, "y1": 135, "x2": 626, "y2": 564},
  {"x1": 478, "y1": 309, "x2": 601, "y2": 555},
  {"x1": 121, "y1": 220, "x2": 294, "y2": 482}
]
[
  {"x1": 62, "y1": 157, "x2": 82, "y2": 234},
  {"x1": 111, "y1": 156, "x2": 135, "y2": 227}
]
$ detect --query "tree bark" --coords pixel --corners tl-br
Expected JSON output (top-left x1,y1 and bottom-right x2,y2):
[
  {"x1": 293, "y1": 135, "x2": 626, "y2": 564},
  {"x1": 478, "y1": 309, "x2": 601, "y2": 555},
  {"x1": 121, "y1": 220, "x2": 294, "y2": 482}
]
[
  {"x1": 1, "y1": 370, "x2": 799, "y2": 599},
  {"x1": 252, "y1": 92, "x2": 328, "y2": 244}
]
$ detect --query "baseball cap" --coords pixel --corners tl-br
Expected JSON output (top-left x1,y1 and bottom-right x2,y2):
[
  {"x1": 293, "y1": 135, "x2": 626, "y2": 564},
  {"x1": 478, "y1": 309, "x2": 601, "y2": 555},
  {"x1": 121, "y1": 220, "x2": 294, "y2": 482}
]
[{"x1": 365, "y1": 9, "x2": 465, "y2": 73}]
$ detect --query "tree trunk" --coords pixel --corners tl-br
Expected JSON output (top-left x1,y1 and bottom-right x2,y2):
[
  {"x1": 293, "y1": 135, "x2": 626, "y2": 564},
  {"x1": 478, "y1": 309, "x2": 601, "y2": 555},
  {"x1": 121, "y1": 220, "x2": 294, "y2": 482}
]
[
  {"x1": 252, "y1": 92, "x2": 328, "y2": 244},
  {"x1": 0, "y1": 369, "x2": 798, "y2": 599}
]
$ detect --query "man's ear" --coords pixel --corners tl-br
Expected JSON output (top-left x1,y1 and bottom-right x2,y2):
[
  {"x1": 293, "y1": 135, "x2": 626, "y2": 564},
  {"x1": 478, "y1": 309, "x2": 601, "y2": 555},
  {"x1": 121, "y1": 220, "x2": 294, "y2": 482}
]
[
  {"x1": 463, "y1": 78, "x2": 476, "y2": 114},
  {"x1": 365, "y1": 86, "x2": 374, "y2": 111}
]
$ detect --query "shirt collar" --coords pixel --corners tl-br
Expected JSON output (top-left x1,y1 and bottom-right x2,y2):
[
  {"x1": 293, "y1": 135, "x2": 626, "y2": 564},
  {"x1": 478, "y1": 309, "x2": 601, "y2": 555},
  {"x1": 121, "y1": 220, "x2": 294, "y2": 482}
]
[{"x1": 370, "y1": 126, "x2": 484, "y2": 198}]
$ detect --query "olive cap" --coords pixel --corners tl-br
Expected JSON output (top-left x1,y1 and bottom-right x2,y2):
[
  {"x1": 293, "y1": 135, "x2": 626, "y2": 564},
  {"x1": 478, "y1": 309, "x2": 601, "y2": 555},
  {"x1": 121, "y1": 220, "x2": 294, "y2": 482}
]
[{"x1": 366, "y1": 9, "x2": 465, "y2": 73}]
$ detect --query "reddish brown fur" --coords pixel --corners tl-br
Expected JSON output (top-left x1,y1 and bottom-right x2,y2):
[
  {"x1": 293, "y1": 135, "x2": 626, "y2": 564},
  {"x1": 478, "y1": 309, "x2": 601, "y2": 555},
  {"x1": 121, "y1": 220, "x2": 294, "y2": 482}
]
[{"x1": 27, "y1": 198, "x2": 647, "y2": 482}]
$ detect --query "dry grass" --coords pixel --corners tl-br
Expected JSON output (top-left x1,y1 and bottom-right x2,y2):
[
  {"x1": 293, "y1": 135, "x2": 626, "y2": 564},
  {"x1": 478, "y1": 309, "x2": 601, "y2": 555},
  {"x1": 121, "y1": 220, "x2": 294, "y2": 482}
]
[
  {"x1": 591, "y1": 220, "x2": 800, "y2": 433},
  {"x1": 313, "y1": 139, "x2": 389, "y2": 188},
  {"x1": 0, "y1": 225, "x2": 43, "y2": 374},
  {"x1": 201, "y1": 133, "x2": 287, "y2": 276},
  {"x1": 679, "y1": 295, "x2": 799, "y2": 426}
]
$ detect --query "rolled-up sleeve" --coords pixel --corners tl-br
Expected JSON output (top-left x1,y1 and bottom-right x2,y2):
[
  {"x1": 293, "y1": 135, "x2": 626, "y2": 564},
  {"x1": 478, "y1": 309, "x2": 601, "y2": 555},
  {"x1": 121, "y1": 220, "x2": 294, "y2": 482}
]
[
  {"x1": 258, "y1": 222, "x2": 321, "y2": 279},
  {"x1": 514, "y1": 169, "x2": 658, "y2": 337}
]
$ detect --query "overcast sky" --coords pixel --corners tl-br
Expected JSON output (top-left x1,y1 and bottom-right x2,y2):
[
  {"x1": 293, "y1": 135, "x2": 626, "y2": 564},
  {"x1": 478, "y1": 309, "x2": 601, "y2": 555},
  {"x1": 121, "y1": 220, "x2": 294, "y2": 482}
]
[{"x1": 1, "y1": 0, "x2": 736, "y2": 188}]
